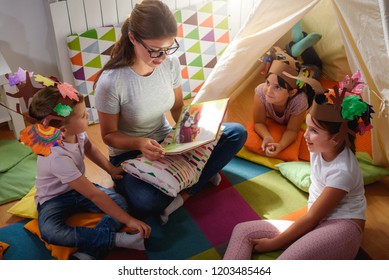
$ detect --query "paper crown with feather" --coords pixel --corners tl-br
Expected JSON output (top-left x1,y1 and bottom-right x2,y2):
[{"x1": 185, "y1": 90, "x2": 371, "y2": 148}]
[
  {"x1": 259, "y1": 46, "x2": 321, "y2": 90},
  {"x1": 2, "y1": 67, "x2": 80, "y2": 156},
  {"x1": 283, "y1": 70, "x2": 374, "y2": 146},
  {"x1": 259, "y1": 46, "x2": 299, "y2": 89}
]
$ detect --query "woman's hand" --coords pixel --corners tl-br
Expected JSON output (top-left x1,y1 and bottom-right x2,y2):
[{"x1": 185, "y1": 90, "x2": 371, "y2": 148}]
[{"x1": 138, "y1": 138, "x2": 165, "y2": 160}]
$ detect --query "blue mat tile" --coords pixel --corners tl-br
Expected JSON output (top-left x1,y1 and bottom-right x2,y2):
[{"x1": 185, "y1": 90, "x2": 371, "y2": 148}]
[
  {"x1": 145, "y1": 208, "x2": 212, "y2": 260},
  {"x1": 0, "y1": 220, "x2": 52, "y2": 260},
  {"x1": 222, "y1": 157, "x2": 271, "y2": 185}
]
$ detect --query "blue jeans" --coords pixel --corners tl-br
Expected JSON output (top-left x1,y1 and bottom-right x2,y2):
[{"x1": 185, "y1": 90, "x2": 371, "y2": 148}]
[
  {"x1": 110, "y1": 122, "x2": 247, "y2": 220},
  {"x1": 37, "y1": 184, "x2": 127, "y2": 259}
]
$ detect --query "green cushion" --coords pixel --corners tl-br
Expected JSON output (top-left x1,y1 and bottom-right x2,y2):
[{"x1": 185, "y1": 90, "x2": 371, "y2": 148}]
[
  {"x1": 0, "y1": 140, "x2": 32, "y2": 173},
  {"x1": 356, "y1": 152, "x2": 389, "y2": 185},
  {"x1": 276, "y1": 161, "x2": 311, "y2": 192},
  {"x1": 276, "y1": 152, "x2": 389, "y2": 192}
]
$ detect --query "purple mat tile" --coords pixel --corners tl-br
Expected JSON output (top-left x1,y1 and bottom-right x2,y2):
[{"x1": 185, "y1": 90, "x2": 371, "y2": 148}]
[{"x1": 185, "y1": 186, "x2": 260, "y2": 246}]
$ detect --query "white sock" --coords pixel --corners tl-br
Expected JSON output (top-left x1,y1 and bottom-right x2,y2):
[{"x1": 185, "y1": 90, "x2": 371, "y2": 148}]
[
  {"x1": 159, "y1": 194, "x2": 184, "y2": 225},
  {"x1": 209, "y1": 173, "x2": 222, "y2": 186},
  {"x1": 70, "y1": 252, "x2": 95, "y2": 260},
  {"x1": 114, "y1": 232, "x2": 145, "y2": 251}
]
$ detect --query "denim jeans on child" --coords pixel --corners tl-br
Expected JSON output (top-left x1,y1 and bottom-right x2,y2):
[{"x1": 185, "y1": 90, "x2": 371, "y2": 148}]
[
  {"x1": 37, "y1": 184, "x2": 127, "y2": 259},
  {"x1": 110, "y1": 122, "x2": 247, "y2": 220}
]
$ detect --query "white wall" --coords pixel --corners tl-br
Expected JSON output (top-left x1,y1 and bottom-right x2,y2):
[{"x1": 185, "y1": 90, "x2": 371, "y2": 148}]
[
  {"x1": 0, "y1": 0, "x2": 253, "y2": 77},
  {"x1": 0, "y1": 0, "x2": 60, "y2": 77}
]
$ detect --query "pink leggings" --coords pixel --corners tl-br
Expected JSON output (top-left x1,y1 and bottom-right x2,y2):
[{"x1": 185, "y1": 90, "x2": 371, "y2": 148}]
[{"x1": 223, "y1": 219, "x2": 363, "y2": 260}]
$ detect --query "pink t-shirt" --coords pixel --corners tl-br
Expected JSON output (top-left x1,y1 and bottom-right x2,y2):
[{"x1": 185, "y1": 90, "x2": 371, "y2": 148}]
[
  {"x1": 255, "y1": 83, "x2": 308, "y2": 125},
  {"x1": 34, "y1": 132, "x2": 89, "y2": 205}
]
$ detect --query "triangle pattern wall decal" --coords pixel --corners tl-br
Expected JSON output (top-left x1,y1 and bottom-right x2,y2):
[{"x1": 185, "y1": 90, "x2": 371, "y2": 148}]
[
  {"x1": 189, "y1": 55, "x2": 203, "y2": 67},
  {"x1": 184, "y1": 13, "x2": 198, "y2": 25},
  {"x1": 199, "y1": 2, "x2": 213, "y2": 13},
  {"x1": 83, "y1": 41, "x2": 100, "y2": 54},
  {"x1": 174, "y1": 10, "x2": 182, "y2": 23},
  {"x1": 81, "y1": 29, "x2": 98, "y2": 39},
  {"x1": 73, "y1": 67, "x2": 85, "y2": 81},
  {"x1": 201, "y1": 30, "x2": 215, "y2": 42},
  {"x1": 67, "y1": 37, "x2": 81, "y2": 51},
  {"x1": 99, "y1": 27, "x2": 116, "y2": 41},
  {"x1": 66, "y1": 26, "x2": 121, "y2": 124},
  {"x1": 187, "y1": 42, "x2": 201, "y2": 53},
  {"x1": 186, "y1": 27, "x2": 200, "y2": 40},
  {"x1": 175, "y1": 0, "x2": 230, "y2": 99},
  {"x1": 70, "y1": 52, "x2": 83, "y2": 66},
  {"x1": 200, "y1": 16, "x2": 213, "y2": 28},
  {"x1": 215, "y1": 17, "x2": 229, "y2": 30}
]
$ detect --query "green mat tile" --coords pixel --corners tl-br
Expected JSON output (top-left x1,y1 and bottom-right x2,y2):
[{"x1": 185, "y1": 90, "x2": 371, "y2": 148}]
[{"x1": 235, "y1": 170, "x2": 308, "y2": 219}]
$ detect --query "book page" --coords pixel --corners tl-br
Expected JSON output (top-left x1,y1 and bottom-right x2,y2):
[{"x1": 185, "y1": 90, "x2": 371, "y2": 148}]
[{"x1": 162, "y1": 98, "x2": 229, "y2": 154}]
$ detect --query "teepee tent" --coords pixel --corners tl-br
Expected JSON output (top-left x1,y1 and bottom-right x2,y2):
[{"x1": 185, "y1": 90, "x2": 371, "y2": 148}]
[{"x1": 193, "y1": 0, "x2": 389, "y2": 167}]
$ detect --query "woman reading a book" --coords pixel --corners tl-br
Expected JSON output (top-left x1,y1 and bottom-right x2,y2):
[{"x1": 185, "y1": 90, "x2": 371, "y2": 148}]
[{"x1": 94, "y1": 0, "x2": 247, "y2": 224}]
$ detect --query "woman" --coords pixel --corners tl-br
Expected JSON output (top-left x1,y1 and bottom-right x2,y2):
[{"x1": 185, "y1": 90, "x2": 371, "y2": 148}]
[{"x1": 94, "y1": 0, "x2": 247, "y2": 223}]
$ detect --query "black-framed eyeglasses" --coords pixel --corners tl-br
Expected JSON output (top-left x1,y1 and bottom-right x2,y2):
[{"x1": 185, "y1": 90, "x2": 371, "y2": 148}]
[{"x1": 134, "y1": 35, "x2": 180, "y2": 58}]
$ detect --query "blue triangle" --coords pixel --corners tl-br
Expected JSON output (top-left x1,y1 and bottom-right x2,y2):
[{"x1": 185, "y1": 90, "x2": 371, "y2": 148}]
[
  {"x1": 83, "y1": 41, "x2": 100, "y2": 54},
  {"x1": 76, "y1": 82, "x2": 88, "y2": 95}
]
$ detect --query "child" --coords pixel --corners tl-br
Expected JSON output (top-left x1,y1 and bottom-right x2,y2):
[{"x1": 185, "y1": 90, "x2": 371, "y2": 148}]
[
  {"x1": 19, "y1": 75, "x2": 151, "y2": 260},
  {"x1": 254, "y1": 23, "x2": 322, "y2": 158},
  {"x1": 224, "y1": 73, "x2": 373, "y2": 259},
  {"x1": 253, "y1": 56, "x2": 310, "y2": 158}
]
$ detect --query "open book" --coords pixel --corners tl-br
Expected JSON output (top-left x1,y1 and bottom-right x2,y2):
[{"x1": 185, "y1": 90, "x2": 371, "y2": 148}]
[{"x1": 162, "y1": 98, "x2": 230, "y2": 155}]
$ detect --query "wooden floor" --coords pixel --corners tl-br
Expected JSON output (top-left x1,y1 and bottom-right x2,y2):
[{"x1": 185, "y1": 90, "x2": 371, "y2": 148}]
[{"x1": 1, "y1": 108, "x2": 389, "y2": 259}]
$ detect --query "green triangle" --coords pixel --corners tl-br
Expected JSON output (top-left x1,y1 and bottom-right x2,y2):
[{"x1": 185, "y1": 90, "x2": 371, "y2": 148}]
[
  {"x1": 186, "y1": 27, "x2": 199, "y2": 40},
  {"x1": 191, "y1": 69, "x2": 204, "y2": 80},
  {"x1": 67, "y1": 37, "x2": 81, "y2": 51},
  {"x1": 81, "y1": 29, "x2": 98, "y2": 39},
  {"x1": 174, "y1": 10, "x2": 182, "y2": 23},
  {"x1": 100, "y1": 28, "x2": 116, "y2": 41},
  {"x1": 215, "y1": 18, "x2": 229, "y2": 30},
  {"x1": 218, "y1": 46, "x2": 228, "y2": 57},
  {"x1": 187, "y1": 42, "x2": 201, "y2": 53},
  {"x1": 199, "y1": 2, "x2": 213, "y2": 13},
  {"x1": 85, "y1": 55, "x2": 102, "y2": 68},
  {"x1": 189, "y1": 56, "x2": 203, "y2": 67}
]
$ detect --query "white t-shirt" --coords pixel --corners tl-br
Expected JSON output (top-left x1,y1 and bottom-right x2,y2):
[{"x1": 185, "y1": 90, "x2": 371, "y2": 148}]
[
  {"x1": 35, "y1": 132, "x2": 89, "y2": 205},
  {"x1": 94, "y1": 55, "x2": 182, "y2": 156},
  {"x1": 308, "y1": 147, "x2": 366, "y2": 220}
]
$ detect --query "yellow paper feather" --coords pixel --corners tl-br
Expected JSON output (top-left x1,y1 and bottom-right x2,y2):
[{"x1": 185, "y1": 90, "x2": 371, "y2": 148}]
[{"x1": 34, "y1": 74, "x2": 55, "y2": 87}]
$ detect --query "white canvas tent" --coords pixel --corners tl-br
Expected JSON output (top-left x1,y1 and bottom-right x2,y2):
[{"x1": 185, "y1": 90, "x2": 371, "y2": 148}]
[{"x1": 193, "y1": 0, "x2": 389, "y2": 167}]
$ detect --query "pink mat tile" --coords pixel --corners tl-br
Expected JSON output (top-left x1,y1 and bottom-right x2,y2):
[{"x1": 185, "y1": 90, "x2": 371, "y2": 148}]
[{"x1": 185, "y1": 185, "x2": 260, "y2": 246}]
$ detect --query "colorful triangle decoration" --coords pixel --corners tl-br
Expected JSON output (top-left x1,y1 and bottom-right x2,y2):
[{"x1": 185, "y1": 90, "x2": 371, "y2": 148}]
[
  {"x1": 99, "y1": 28, "x2": 116, "y2": 41},
  {"x1": 81, "y1": 29, "x2": 98, "y2": 39},
  {"x1": 175, "y1": 0, "x2": 230, "y2": 99}
]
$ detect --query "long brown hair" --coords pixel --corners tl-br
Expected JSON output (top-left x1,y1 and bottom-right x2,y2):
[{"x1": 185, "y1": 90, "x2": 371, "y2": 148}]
[{"x1": 93, "y1": 0, "x2": 177, "y2": 87}]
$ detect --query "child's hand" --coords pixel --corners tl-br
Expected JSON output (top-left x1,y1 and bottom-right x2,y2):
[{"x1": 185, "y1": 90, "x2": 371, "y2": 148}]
[
  {"x1": 110, "y1": 165, "x2": 124, "y2": 180},
  {"x1": 265, "y1": 143, "x2": 282, "y2": 157},
  {"x1": 261, "y1": 137, "x2": 274, "y2": 151},
  {"x1": 249, "y1": 237, "x2": 278, "y2": 253},
  {"x1": 122, "y1": 218, "x2": 151, "y2": 238}
]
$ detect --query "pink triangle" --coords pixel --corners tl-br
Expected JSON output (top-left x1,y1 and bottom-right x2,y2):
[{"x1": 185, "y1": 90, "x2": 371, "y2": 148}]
[{"x1": 202, "y1": 30, "x2": 215, "y2": 42}]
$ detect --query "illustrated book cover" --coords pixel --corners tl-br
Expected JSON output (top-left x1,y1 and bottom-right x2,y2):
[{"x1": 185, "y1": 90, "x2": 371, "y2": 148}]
[{"x1": 162, "y1": 98, "x2": 229, "y2": 155}]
